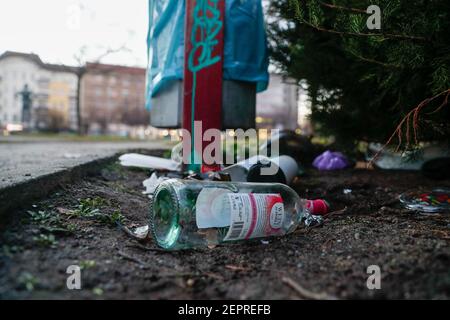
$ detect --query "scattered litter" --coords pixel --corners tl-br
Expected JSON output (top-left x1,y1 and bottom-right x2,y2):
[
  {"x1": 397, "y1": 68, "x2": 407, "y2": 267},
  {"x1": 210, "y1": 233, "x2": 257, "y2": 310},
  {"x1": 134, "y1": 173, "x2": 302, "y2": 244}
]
[
  {"x1": 133, "y1": 225, "x2": 150, "y2": 239},
  {"x1": 306, "y1": 199, "x2": 330, "y2": 216},
  {"x1": 150, "y1": 179, "x2": 326, "y2": 250},
  {"x1": 170, "y1": 142, "x2": 184, "y2": 164},
  {"x1": 399, "y1": 188, "x2": 450, "y2": 214},
  {"x1": 222, "y1": 155, "x2": 268, "y2": 182},
  {"x1": 143, "y1": 172, "x2": 169, "y2": 196},
  {"x1": 304, "y1": 214, "x2": 324, "y2": 227},
  {"x1": 119, "y1": 153, "x2": 180, "y2": 171},
  {"x1": 343, "y1": 189, "x2": 352, "y2": 195},
  {"x1": 367, "y1": 143, "x2": 449, "y2": 171},
  {"x1": 313, "y1": 150, "x2": 349, "y2": 171},
  {"x1": 222, "y1": 155, "x2": 299, "y2": 184},
  {"x1": 260, "y1": 240, "x2": 270, "y2": 245},
  {"x1": 247, "y1": 155, "x2": 299, "y2": 184},
  {"x1": 119, "y1": 223, "x2": 150, "y2": 241}
]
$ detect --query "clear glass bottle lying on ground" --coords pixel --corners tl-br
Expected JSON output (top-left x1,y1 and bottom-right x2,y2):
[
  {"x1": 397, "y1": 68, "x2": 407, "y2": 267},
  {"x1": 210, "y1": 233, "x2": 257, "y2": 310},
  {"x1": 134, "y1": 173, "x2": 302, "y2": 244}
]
[{"x1": 149, "y1": 179, "x2": 317, "y2": 250}]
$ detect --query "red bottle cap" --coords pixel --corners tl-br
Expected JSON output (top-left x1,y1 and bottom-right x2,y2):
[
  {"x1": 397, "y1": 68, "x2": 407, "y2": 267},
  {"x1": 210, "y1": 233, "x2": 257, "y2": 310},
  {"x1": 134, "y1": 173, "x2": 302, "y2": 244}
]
[
  {"x1": 201, "y1": 164, "x2": 222, "y2": 173},
  {"x1": 306, "y1": 199, "x2": 330, "y2": 216}
]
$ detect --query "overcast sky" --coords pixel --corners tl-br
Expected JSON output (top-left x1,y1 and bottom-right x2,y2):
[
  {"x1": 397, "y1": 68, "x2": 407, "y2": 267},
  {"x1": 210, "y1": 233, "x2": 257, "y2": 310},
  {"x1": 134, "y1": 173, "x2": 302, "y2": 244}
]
[{"x1": 0, "y1": 0, "x2": 148, "y2": 67}]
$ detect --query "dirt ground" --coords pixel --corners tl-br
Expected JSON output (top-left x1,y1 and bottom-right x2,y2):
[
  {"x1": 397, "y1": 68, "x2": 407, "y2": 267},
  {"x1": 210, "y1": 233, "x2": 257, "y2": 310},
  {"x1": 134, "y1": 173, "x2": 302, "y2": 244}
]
[{"x1": 1, "y1": 151, "x2": 450, "y2": 299}]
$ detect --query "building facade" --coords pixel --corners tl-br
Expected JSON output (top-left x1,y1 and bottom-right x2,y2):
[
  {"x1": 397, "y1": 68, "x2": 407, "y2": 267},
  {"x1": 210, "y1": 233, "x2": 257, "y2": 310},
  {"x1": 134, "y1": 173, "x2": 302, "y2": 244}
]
[
  {"x1": 256, "y1": 74, "x2": 299, "y2": 130},
  {"x1": 80, "y1": 62, "x2": 149, "y2": 135},
  {"x1": 0, "y1": 51, "x2": 79, "y2": 131}
]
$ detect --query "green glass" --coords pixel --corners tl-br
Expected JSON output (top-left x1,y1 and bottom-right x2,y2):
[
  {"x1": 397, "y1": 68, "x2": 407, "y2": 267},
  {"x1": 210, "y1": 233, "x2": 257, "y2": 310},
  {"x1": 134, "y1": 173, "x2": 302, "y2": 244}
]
[{"x1": 149, "y1": 179, "x2": 309, "y2": 250}]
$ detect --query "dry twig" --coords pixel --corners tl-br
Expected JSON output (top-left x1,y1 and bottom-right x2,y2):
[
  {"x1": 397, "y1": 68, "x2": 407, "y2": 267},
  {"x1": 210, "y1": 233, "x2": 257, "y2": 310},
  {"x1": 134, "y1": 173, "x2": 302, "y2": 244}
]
[
  {"x1": 369, "y1": 88, "x2": 450, "y2": 166},
  {"x1": 117, "y1": 250, "x2": 149, "y2": 268},
  {"x1": 282, "y1": 276, "x2": 338, "y2": 300}
]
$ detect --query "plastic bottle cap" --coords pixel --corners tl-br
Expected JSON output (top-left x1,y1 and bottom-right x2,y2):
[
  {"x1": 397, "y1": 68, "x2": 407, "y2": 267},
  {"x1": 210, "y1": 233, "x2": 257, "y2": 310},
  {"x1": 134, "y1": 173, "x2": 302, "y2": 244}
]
[
  {"x1": 201, "y1": 164, "x2": 222, "y2": 173},
  {"x1": 306, "y1": 199, "x2": 330, "y2": 216}
]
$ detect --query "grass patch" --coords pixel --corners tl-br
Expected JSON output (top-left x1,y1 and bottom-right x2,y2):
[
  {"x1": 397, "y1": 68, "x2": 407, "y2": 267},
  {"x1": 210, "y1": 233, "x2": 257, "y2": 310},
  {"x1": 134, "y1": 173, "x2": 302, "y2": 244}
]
[
  {"x1": 2, "y1": 245, "x2": 24, "y2": 258},
  {"x1": 92, "y1": 287, "x2": 104, "y2": 296},
  {"x1": 18, "y1": 272, "x2": 39, "y2": 291},
  {"x1": 33, "y1": 234, "x2": 58, "y2": 248},
  {"x1": 27, "y1": 210, "x2": 58, "y2": 225},
  {"x1": 72, "y1": 197, "x2": 108, "y2": 217},
  {"x1": 79, "y1": 260, "x2": 96, "y2": 270},
  {"x1": 27, "y1": 208, "x2": 74, "y2": 235},
  {"x1": 71, "y1": 197, "x2": 125, "y2": 227}
]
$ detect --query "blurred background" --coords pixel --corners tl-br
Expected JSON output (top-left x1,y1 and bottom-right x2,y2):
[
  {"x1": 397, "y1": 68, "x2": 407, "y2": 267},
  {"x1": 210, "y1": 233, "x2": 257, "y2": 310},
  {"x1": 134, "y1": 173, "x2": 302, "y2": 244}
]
[
  {"x1": 1, "y1": 0, "x2": 448, "y2": 155},
  {"x1": 0, "y1": 0, "x2": 306, "y2": 141}
]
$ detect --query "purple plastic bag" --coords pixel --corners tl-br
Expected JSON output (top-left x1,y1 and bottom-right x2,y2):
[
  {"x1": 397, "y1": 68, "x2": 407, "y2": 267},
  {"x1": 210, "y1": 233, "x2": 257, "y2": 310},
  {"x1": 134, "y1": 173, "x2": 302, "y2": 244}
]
[{"x1": 313, "y1": 150, "x2": 349, "y2": 171}]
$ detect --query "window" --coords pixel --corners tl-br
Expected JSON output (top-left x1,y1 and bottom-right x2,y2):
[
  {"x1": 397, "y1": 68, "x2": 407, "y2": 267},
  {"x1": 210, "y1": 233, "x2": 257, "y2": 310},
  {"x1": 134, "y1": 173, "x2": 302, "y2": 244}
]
[
  {"x1": 106, "y1": 88, "x2": 115, "y2": 98},
  {"x1": 94, "y1": 75, "x2": 103, "y2": 83},
  {"x1": 38, "y1": 78, "x2": 50, "y2": 89},
  {"x1": 109, "y1": 76, "x2": 117, "y2": 85}
]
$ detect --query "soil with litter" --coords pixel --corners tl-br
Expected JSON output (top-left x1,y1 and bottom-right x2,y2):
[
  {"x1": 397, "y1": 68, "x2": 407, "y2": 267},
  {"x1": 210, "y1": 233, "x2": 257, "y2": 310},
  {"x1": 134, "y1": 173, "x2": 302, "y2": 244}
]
[{"x1": 1, "y1": 150, "x2": 450, "y2": 299}]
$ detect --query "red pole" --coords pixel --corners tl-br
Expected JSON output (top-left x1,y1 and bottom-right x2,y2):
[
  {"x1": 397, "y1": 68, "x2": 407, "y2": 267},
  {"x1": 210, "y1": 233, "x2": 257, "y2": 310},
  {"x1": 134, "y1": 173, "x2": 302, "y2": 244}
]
[{"x1": 183, "y1": 0, "x2": 224, "y2": 172}]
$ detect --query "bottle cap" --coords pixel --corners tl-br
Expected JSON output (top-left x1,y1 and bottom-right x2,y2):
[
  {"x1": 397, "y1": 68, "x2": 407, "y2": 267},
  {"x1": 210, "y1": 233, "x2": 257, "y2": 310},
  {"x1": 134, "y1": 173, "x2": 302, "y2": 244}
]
[
  {"x1": 201, "y1": 164, "x2": 222, "y2": 173},
  {"x1": 306, "y1": 199, "x2": 330, "y2": 215}
]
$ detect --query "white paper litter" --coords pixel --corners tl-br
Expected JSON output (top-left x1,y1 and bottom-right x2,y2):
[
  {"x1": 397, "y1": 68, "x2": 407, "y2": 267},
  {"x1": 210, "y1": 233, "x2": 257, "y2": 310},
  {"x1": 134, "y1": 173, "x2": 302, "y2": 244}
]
[
  {"x1": 143, "y1": 172, "x2": 169, "y2": 196},
  {"x1": 119, "y1": 153, "x2": 180, "y2": 171}
]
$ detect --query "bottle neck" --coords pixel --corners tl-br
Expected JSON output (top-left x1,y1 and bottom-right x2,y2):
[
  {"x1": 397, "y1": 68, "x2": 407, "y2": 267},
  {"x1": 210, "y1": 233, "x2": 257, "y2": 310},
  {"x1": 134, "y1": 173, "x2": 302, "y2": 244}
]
[{"x1": 295, "y1": 198, "x2": 327, "y2": 227}]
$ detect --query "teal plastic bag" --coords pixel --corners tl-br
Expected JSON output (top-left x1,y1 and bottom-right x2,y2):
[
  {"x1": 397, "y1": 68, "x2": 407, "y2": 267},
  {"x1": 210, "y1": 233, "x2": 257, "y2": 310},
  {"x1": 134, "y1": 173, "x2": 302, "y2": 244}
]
[{"x1": 146, "y1": 0, "x2": 269, "y2": 109}]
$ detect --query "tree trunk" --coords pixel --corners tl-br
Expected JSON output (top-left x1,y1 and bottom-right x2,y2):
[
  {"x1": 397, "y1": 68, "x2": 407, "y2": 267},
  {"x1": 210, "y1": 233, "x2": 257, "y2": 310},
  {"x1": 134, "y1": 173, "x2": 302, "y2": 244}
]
[{"x1": 76, "y1": 68, "x2": 85, "y2": 135}]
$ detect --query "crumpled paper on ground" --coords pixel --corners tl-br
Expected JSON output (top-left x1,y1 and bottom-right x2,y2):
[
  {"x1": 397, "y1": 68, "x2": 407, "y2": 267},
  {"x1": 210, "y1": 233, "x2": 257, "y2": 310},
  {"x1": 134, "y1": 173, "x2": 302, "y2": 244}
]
[{"x1": 143, "y1": 172, "x2": 169, "y2": 196}]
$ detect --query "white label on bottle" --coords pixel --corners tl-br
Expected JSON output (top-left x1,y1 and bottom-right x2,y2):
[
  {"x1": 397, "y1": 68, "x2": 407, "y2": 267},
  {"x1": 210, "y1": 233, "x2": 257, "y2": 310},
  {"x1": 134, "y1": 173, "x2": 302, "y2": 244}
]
[
  {"x1": 224, "y1": 193, "x2": 285, "y2": 241},
  {"x1": 196, "y1": 188, "x2": 233, "y2": 228}
]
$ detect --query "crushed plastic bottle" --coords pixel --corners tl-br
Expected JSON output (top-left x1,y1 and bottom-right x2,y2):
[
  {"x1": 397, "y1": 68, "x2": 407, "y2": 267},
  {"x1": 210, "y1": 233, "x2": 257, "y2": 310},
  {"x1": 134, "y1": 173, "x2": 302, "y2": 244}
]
[{"x1": 149, "y1": 179, "x2": 318, "y2": 250}]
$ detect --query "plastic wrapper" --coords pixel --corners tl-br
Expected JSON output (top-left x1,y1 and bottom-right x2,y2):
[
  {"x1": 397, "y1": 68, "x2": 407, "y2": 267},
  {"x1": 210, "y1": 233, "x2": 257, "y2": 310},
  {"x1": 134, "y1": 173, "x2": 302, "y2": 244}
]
[{"x1": 145, "y1": 0, "x2": 269, "y2": 109}]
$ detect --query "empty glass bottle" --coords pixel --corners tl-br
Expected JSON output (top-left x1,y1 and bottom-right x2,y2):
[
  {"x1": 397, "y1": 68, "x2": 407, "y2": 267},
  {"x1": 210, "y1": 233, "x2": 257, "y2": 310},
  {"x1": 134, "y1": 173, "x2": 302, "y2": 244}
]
[{"x1": 149, "y1": 179, "x2": 314, "y2": 250}]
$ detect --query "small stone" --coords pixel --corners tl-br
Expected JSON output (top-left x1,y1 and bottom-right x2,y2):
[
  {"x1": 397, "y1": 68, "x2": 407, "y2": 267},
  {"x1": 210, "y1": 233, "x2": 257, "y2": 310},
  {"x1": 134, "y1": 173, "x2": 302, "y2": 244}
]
[
  {"x1": 186, "y1": 279, "x2": 195, "y2": 287},
  {"x1": 354, "y1": 233, "x2": 360, "y2": 240}
]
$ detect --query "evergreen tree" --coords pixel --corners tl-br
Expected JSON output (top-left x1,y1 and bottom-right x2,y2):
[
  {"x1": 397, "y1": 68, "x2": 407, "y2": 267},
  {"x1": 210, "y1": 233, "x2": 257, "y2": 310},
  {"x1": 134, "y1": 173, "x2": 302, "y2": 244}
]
[{"x1": 268, "y1": 0, "x2": 450, "y2": 150}]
